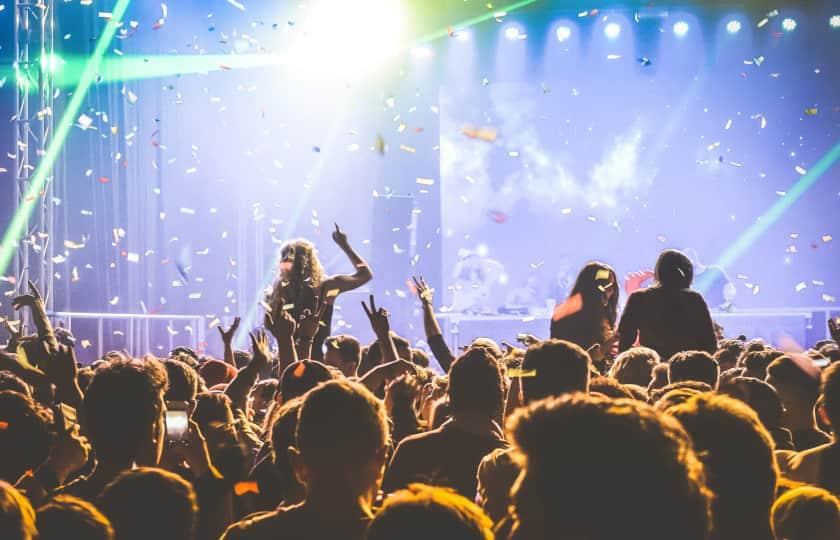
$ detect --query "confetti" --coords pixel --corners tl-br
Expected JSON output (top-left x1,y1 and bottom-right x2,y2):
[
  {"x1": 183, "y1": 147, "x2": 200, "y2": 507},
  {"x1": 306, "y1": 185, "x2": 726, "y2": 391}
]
[
  {"x1": 804, "y1": 107, "x2": 818, "y2": 116},
  {"x1": 822, "y1": 235, "x2": 833, "y2": 243},
  {"x1": 637, "y1": 57, "x2": 652, "y2": 67},
  {"x1": 109, "y1": 296, "x2": 120, "y2": 305},
  {"x1": 77, "y1": 114, "x2": 93, "y2": 130},
  {"x1": 795, "y1": 282, "x2": 807, "y2": 292},
  {"x1": 488, "y1": 210, "x2": 508, "y2": 224},
  {"x1": 416, "y1": 177, "x2": 435, "y2": 186},
  {"x1": 399, "y1": 144, "x2": 416, "y2": 153},
  {"x1": 823, "y1": 294, "x2": 837, "y2": 303},
  {"x1": 226, "y1": 0, "x2": 245, "y2": 11},
  {"x1": 795, "y1": 166, "x2": 807, "y2": 175}
]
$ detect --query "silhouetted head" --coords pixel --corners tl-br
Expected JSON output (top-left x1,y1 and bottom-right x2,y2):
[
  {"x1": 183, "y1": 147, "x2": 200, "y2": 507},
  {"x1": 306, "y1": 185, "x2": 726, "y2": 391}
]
[
  {"x1": 821, "y1": 362, "x2": 840, "y2": 429},
  {"x1": 667, "y1": 393, "x2": 778, "y2": 540},
  {"x1": 507, "y1": 394, "x2": 711, "y2": 540},
  {"x1": 163, "y1": 359, "x2": 199, "y2": 403},
  {"x1": 609, "y1": 347, "x2": 660, "y2": 387},
  {"x1": 0, "y1": 481, "x2": 36, "y2": 540},
  {"x1": 668, "y1": 351, "x2": 720, "y2": 389},
  {"x1": 325, "y1": 335, "x2": 362, "y2": 377},
  {"x1": 366, "y1": 484, "x2": 493, "y2": 540},
  {"x1": 292, "y1": 380, "x2": 389, "y2": 500},
  {"x1": 719, "y1": 376, "x2": 786, "y2": 431},
  {"x1": 569, "y1": 261, "x2": 619, "y2": 325},
  {"x1": 100, "y1": 467, "x2": 197, "y2": 540},
  {"x1": 277, "y1": 239, "x2": 325, "y2": 288},
  {"x1": 279, "y1": 360, "x2": 333, "y2": 403},
  {"x1": 772, "y1": 485, "x2": 840, "y2": 540},
  {"x1": 521, "y1": 340, "x2": 591, "y2": 403},
  {"x1": 655, "y1": 249, "x2": 693, "y2": 290},
  {"x1": 0, "y1": 391, "x2": 51, "y2": 483},
  {"x1": 36, "y1": 495, "x2": 114, "y2": 540},
  {"x1": 447, "y1": 348, "x2": 504, "y2": 418}
]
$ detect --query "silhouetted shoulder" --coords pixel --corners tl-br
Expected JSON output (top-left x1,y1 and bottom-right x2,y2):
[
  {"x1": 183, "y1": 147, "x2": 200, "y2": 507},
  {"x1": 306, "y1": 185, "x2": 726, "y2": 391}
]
[{"x1": 221, "y1": 506, "x2": 300, "y2": 540}]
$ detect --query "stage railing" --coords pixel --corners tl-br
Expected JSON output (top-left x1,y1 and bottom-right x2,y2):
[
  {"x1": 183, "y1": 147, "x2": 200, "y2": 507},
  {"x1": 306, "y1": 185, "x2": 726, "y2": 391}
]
[{"x1": 49, "y1": 312, "x2": 207, "y2": 360}]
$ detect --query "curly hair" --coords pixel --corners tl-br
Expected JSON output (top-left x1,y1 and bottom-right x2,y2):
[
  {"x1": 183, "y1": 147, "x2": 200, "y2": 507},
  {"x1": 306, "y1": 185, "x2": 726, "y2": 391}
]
[{"x1": 267, "y1": 239, "x2": 326, "y2": 315}]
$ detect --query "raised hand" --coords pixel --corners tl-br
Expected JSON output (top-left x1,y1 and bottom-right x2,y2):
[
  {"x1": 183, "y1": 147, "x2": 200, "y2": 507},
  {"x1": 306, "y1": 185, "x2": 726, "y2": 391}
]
[
  {"x1": 362, "y1": 294, "x2": 390, "y2": 338},
  {"x1": 332, "y1": 223, "x2": 349, "y2": 249},
  {"x1": 297, "y1": 296, "x2": 326, "y2": 341},
  {"x1": 829, "y1": 317, "x2": 840, "y2": 343},
  {"x1": 11, "y1": 279, "x2": 44, "y2": 311},
  {"x1": 249, "y1": 329, "x2": 271, "y2": 371},
  {"x1": 412, "y1": 276, "x2": 434, "y2": 306},
  {"x1": 264, "y1": 299, "x2": 296, "y2": 342},
  {"x1": 43, "y1": 343, "x2": 79, "y2": 386},
  {"x1": 624, "y1": 270, "x2": 655, "y2": 295},
  {"x1": 218, "y1": 317, "x2": 240, "y2": 344}
]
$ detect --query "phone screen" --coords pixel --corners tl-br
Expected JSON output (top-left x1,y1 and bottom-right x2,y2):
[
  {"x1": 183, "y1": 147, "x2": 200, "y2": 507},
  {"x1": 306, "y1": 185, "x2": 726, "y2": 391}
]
[{"x1": 165, "y1": 410, "x2": 189, "y2": 442}]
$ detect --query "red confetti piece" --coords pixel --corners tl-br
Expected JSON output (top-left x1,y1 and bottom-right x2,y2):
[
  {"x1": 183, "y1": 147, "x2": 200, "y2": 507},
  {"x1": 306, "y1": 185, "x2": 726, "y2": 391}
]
[
  {"x1": 98, "y1": 176, "x2": 110, "y2": 184},
  {"x1": 488, "y1": 210, "x2": 508, "y2": 224}
]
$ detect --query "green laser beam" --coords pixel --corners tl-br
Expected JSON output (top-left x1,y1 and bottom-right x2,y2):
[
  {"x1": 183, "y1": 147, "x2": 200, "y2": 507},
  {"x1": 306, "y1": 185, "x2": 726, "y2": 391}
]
[
  {"x1": 0, "y1": 0, "x2": 133, "y2": 277},
  {"x1": 696, "y1": 140, "x2": 840, "y2": 293},
  {"x1": 414, "y1": 0, "x2": 540, "y2": 43}
]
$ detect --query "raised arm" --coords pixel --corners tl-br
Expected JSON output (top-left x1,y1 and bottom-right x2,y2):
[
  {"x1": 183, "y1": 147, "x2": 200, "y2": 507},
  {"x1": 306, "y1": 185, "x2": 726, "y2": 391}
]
[
  {"x1": 321, "y1": 223, "x2": 373, "y2": 294},
  {"x1": 264, "y1": 302, "x2": 298, "y2": 377},
  {"x1": 12, "y1": 280, "x2": 57, "y2": 353},
  {"x1": 225, "y1": 330, "x2": 270, "y2": 412},
  {"x1": 217, "y1": 317, "x2": 240, "y2": 367},
  {"x1": 412, "y1": 276, "x2": 455, "y2": 373}
]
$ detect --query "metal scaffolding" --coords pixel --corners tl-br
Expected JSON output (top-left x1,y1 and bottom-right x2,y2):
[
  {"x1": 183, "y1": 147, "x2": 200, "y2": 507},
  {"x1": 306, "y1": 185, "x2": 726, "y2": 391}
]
[{"x1": 13, "y1": 0, "x2": 55, "y2": 316}]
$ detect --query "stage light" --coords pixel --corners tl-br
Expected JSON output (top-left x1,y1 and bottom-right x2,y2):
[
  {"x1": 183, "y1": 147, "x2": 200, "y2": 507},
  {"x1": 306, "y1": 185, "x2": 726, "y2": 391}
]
[
  {"x1": 673, "y1": 21, "x2": 689, "y2": 37},
  {"x1": 556, "y1": 25, "x2": 572, "y2": 42},
  {"x1": 504, "y1": 26, "x2": 521, "y2": 40},
  {"x1": 830, "y1": 15, "x2": 840, "y2": 29},
  {"x1": 782, "y1": 18, "x2": 797, "y2": 32},
  {"x1": 411, "y1": 46, "x2": 433, "y2": 59},
  {"x1": 726, "y1": 20, "x2": 742, "y2": 34},
  {"x1": 604, "y1": 22, "x2": 621, "y2": 39},
  {"x1": 289, "y1": 0, "x2": 406, "y2": 74}
]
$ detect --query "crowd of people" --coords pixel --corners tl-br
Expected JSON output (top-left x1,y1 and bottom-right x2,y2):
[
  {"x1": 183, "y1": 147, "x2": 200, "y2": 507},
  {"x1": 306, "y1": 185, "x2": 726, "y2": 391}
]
[{"x1": 1, "y1": 227, "x2": 840, "y2": 540}]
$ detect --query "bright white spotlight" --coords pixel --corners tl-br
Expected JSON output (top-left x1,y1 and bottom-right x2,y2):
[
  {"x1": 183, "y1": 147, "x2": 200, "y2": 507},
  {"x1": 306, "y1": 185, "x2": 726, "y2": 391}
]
[
  {"x1": 673, "y1": 21, "x2": 689, "y2": 37},
  {"x1": 288, "y1": 0, "x2": 405, "y2": 75},
  {"x1": 830, "y1": 15, "x2": 840, "y2": 28},
  {"x1": 411, "y1": 46, "x2": 433, "y2": 59},
  {"x1": 604, "y1": 22, "x2": 621, "y2": 39},
  {"x1": 782, "y1": 18, "x2": 797, "y2": 32},
  {"x1": 504, "y1": 26, "x2": 521, "y2": 40},
  {"x1": 556, "y1": 25, "x2": 572, "y2": 42},
  {"x1": 726, "y1": 19, "x2": 742, "y2": 34}
]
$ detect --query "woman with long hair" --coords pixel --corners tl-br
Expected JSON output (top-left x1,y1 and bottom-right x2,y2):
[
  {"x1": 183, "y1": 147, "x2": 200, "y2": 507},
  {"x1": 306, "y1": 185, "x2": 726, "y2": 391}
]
[
  {"x1": 550, "y1": 261, "x2": 619, "y2": 372},
  {"x1": 266, "y1": 224, "x2": 372, "y2": 360},
  {"x1": 618, "y1": 249, "x2": 717, "y2": 361}
]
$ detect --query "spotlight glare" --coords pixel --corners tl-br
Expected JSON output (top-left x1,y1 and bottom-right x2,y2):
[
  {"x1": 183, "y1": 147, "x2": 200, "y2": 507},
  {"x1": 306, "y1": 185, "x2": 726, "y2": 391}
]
[
  {"x1": 726, "y1": 19, "x2": 742, "y2": 34},
  {"x1": 673, "y1": 21, "x2": 689, "y2": 37},
  {"x1": 411, "y1": 46, "x2": 433, "y2": 59},
  {"x1": 556, "y1": 25, "x2": 572, "y2": 42},
  {"x1": 782, "y1": 18, "x2": 797, "y2": 32},
  {"x1": 604, "y1": 23, "x2": 621, "y2": 40},
  {"x1": 830, "y1": 15, "x2": 840, "y2": 29},
  {"x1": 504, "y1": 26, "x2": 520, "y2": 40}
]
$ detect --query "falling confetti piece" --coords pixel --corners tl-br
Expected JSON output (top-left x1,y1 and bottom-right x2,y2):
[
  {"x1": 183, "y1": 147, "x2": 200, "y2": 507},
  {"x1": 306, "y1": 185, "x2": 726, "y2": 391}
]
[
  {"x1": 822, "y1": 235, "x2": 833, "y2": 243},
  {"x1": 399, "y1": 144, "x2": 416, "y2": 153},
  {"x1": 416, "y1": 177, "x2": 435, "y2": 186},
  {"x1": 823, "y1": 294, "x2": 836, "y2": 303},
  {"x1": 226, "y1": 0, "x2": 245, "y2": 10},
  {"x1": 724, "y1": 119, "x2": 732, "y2": 130},
  {"x1": 109, "y1": 296, "x2": 120, "y2": 305},
  {"x1": 488, "y1": 210, "x2": 508, "y2": 224},
  {"x1": 80, "y1": 339, "x2": 91, "y2": 349},
  {"x1": 607, "y1": 54, "x2": 622, "y2": 60},
  {"x1": 795, "y1": 282, "x2": 807, "y2": 292},
  {"x1": 795, "y1": 166, "x2": 807, "y2": 175},
  {"x1": 804, "y1": 107, "x2": 818, "y2": 116},
  {"x1": 312, "y1": 146, "x2": 321, "y2": 153},
  {"x1": 637, "y1": 57, "x2": 652, "y2": 67}
]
